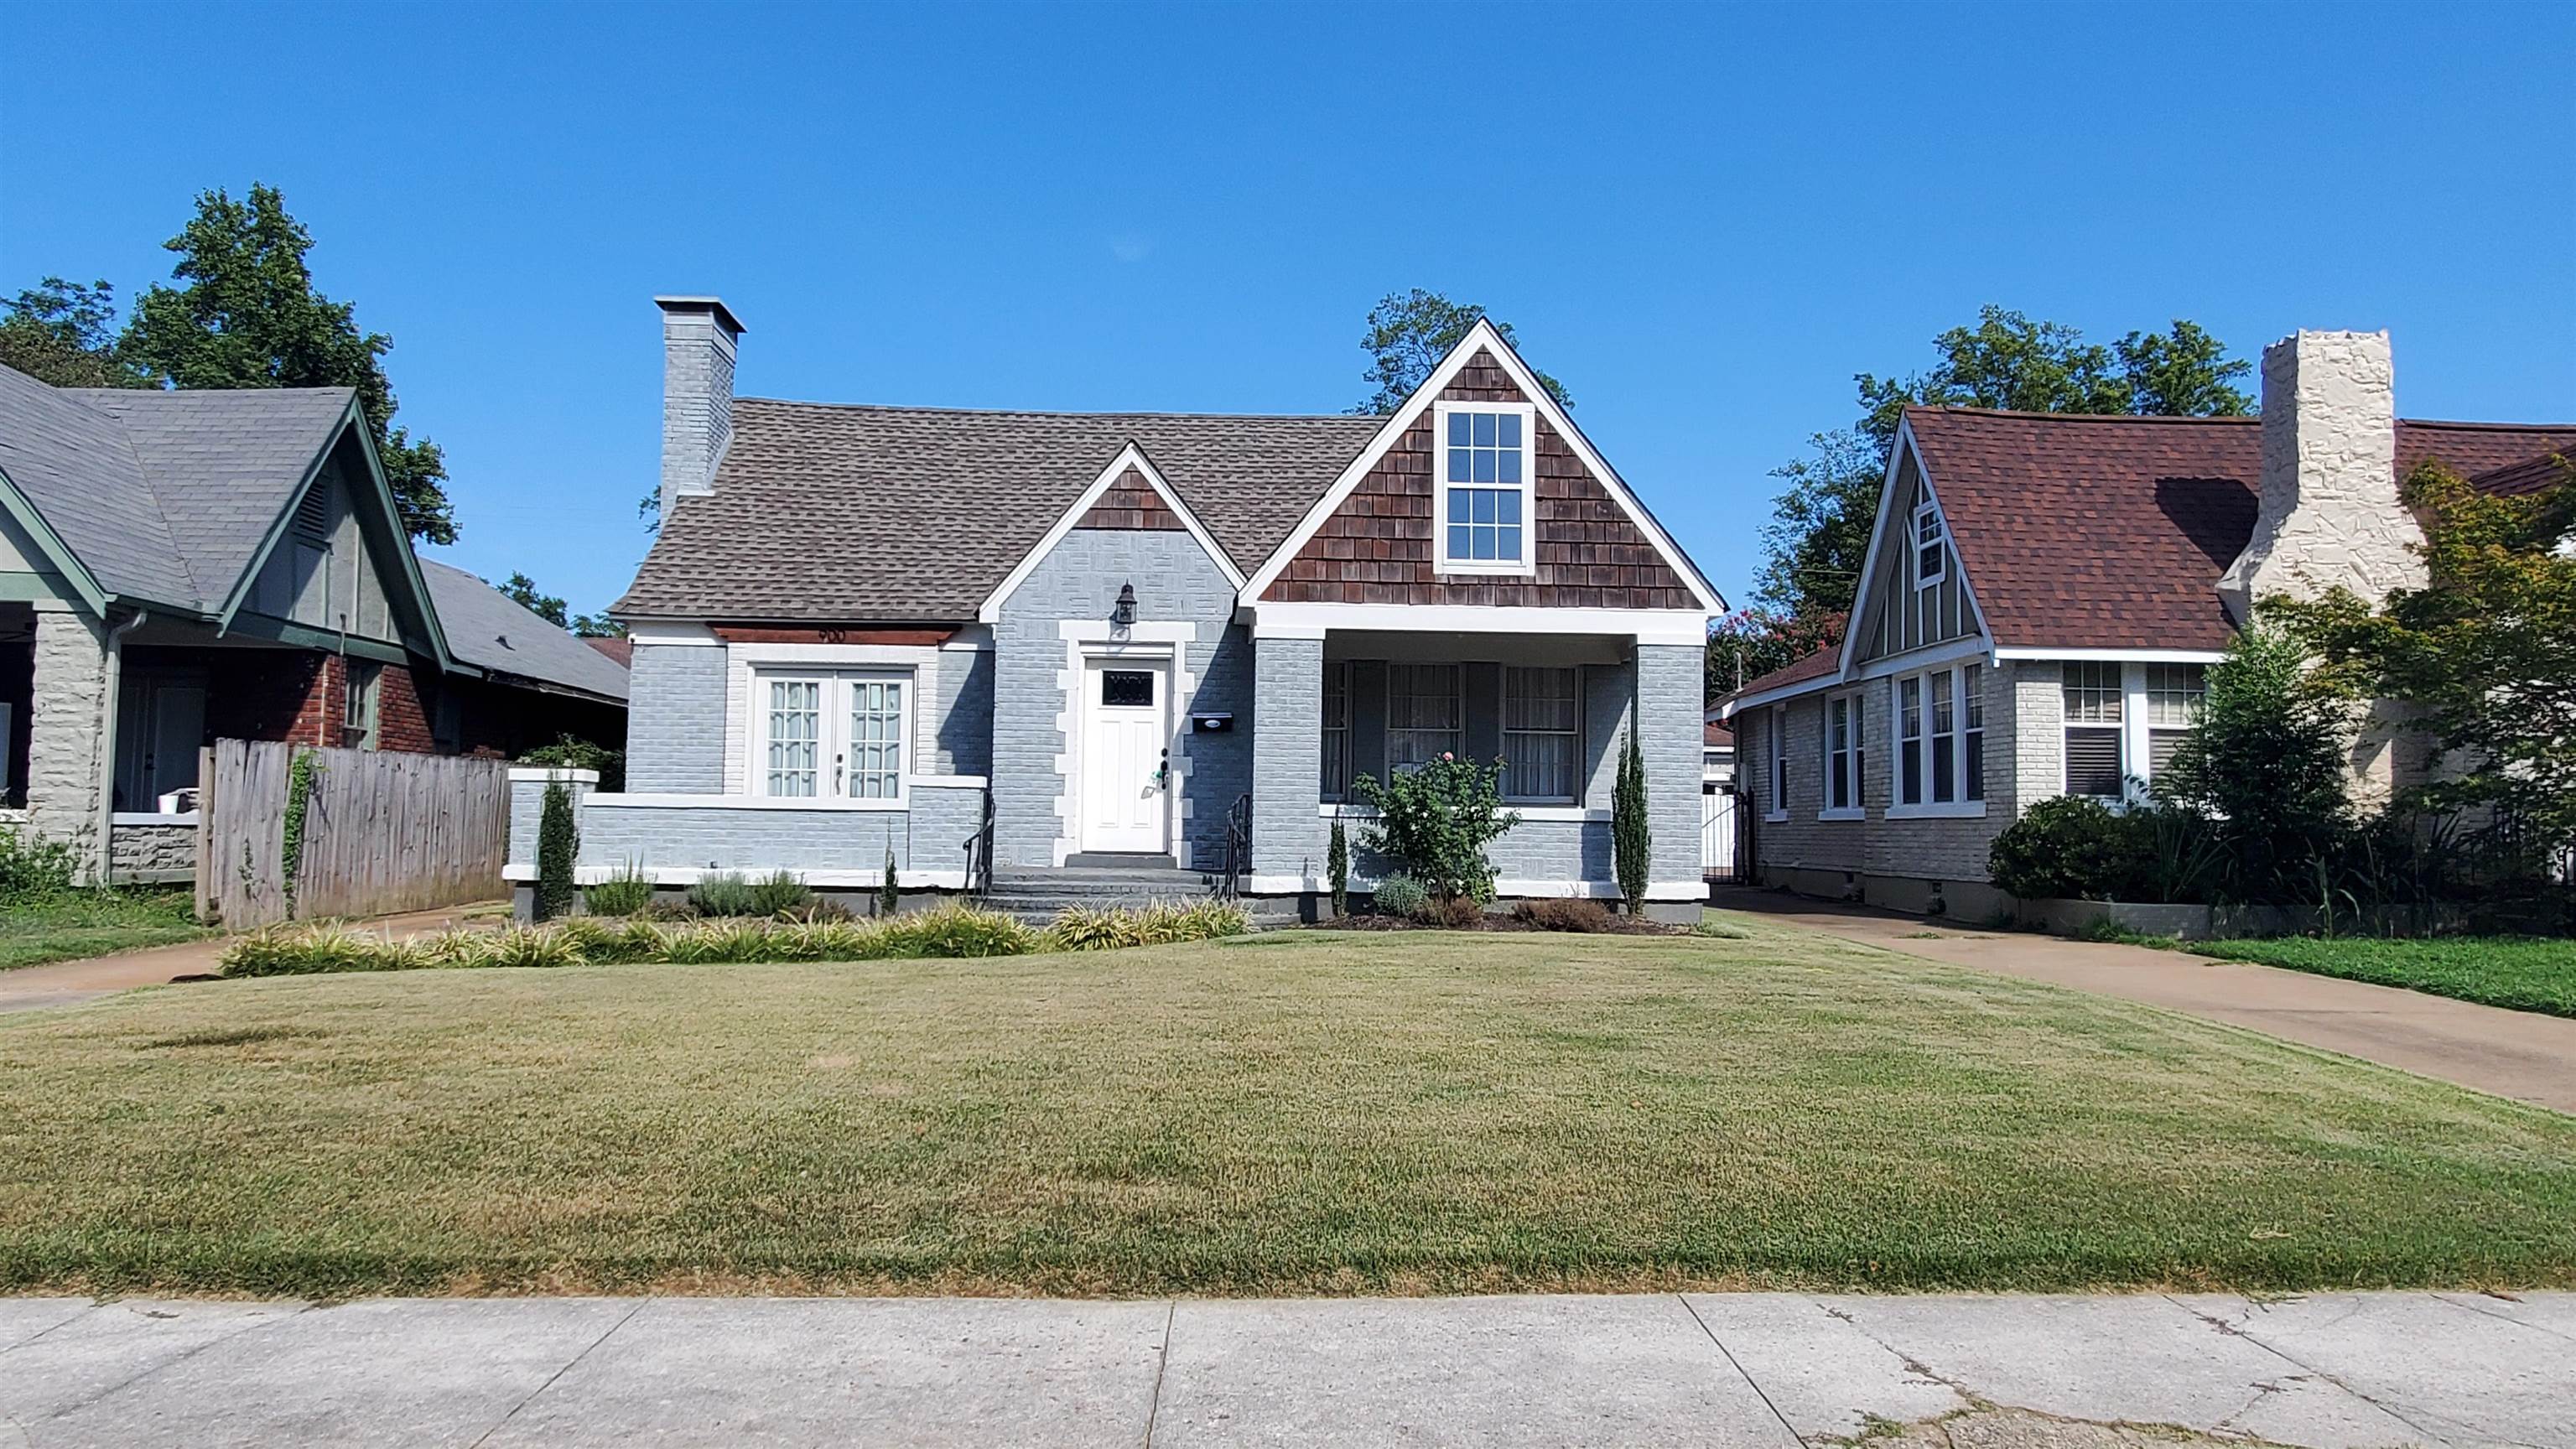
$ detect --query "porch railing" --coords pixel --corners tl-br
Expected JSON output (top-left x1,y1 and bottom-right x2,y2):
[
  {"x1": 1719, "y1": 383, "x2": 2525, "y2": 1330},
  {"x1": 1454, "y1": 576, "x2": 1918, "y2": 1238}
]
[
  {"x1": 1218, "y1": 793, "x2": 1252, "y2": 899},
  {"x1": 961, "y1": 787, "x2": 996, "y2": 897}
]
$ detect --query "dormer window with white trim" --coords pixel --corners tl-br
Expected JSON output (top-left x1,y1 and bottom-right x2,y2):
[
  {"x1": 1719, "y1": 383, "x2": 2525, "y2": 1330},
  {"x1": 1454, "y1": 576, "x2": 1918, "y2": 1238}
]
[
  {"x1": 1434, "y1": 400, "x2": 1536, "y2": 575},
  {"x1": 1912, "y1": 501, "x2": 1945, "y2": 589}
]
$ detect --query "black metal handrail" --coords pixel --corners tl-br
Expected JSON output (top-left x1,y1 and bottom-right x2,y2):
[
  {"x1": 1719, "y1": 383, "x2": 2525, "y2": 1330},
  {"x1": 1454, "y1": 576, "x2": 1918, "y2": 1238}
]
[
  {"x1": 961, "y1": 787, "x2": 995, "y2": 896},
  {"x1": 1218, "y1": 793, "x2": 1253, "y2": 900}
]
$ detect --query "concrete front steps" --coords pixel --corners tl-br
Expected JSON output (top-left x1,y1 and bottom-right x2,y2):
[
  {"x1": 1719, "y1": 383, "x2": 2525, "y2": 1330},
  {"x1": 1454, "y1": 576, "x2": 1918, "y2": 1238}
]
[{"x1": 980, "y1": 857, "x2": 1296, "y2": 928}]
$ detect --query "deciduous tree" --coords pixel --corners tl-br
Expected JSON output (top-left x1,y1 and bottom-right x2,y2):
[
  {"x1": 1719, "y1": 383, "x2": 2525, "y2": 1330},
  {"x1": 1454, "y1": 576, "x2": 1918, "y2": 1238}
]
[
  {"x1": 0, "y1": 278, "x2": 153, "y2": 388},
  {"x1": 1354, "y1": 288, "x2": 1570, "y2": 413}
]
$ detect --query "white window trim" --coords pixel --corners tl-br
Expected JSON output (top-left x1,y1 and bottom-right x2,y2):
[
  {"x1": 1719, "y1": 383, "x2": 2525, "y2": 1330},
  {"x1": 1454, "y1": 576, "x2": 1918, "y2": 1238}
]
[
  {"x1": 1430, "y1": 399, "x2": 1540, "y2": 579},
  {"x1": 1911, "y1": 501, "x2": 1945, "y2": 589},
  {"x1": 1885, "y1": 662, "x2": 1989, "y2": 820},
  {"x1": 1817, "y1": 692, "x2": 1864, "y2": 822},
  {"x1": 1764, "y1": 704, "x2": 1789, "y2": 822},
  {"x1": 747, "y1": 667, "x2": 916, "y2": 809},
  {"x1": 2060, "y1": 661, "x2": 2132, "y2": 803}
]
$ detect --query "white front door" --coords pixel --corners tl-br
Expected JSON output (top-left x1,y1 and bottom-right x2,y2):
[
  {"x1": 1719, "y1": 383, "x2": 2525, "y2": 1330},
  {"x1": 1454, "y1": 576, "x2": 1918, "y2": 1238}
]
[{"x1": 1081, "y1": 660, "x2": 1170, "y2": 854}]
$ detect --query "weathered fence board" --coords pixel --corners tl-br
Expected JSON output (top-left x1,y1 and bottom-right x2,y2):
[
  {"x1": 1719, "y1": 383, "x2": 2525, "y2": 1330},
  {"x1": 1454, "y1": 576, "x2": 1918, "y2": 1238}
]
[{"x1": 197, "y1": 739, "x2": 512, "y2": 928}]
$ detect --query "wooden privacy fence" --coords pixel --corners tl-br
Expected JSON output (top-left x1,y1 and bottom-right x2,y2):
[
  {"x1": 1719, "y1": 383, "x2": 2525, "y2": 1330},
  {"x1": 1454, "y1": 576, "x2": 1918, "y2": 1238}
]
[{"x1": 197, "y1": 739, "x2": 514, "y2": 928}]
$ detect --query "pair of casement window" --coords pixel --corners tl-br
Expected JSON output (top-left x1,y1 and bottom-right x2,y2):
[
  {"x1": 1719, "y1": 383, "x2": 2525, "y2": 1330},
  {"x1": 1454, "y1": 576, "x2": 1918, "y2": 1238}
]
[{"x1": 761, "y1": 673, "x2": 906, "y2": 801}]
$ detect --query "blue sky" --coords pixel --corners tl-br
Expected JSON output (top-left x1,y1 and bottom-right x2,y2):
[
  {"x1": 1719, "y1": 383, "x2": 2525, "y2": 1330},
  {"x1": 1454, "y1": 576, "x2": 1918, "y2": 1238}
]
[{"x1": 5, "y1": 2, "x2": 2571, "y2": 621}]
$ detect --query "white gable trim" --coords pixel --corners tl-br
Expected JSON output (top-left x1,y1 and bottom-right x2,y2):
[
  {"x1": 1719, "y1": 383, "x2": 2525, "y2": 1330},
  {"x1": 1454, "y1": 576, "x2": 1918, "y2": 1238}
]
[
  {"x1": 975, "y1": 443, "x2": 1247, "y2": 624},
  {"x1": 1238, "y1": 318, "x2": 1724, "y2": 614},
  {"x1": 1836, "y1": 418, "x2": 1995, "y2": 677}
]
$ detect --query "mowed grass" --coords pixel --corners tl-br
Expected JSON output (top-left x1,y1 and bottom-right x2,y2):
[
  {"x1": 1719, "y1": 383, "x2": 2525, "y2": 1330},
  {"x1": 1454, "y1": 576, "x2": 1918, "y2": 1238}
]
[
  {"x1": 0, "y1": 889, "x2": 210, "y2": 971},
  {"x1": 3, "y1": 921, "x2": 2572, "y2": 1299},
  {"x1": 2194, "y1": 936, "x2": 2576, "y2": 1018}
]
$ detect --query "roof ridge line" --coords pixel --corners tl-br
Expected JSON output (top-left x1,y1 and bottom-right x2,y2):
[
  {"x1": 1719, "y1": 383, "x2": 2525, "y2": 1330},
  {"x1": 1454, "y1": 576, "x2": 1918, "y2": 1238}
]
[{"x1": 732, "y1": 396, "x2": 1388, "y2": 422}]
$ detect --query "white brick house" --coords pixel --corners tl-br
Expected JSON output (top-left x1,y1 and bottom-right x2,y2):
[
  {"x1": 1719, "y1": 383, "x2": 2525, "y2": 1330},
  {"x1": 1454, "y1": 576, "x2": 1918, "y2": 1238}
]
[
  {"x1": 1721, "y1": 330, "x2": 2573, "y2": 919},
  {"x1": 508, "y1": 299, "x2": 1725, "y2": 921}
]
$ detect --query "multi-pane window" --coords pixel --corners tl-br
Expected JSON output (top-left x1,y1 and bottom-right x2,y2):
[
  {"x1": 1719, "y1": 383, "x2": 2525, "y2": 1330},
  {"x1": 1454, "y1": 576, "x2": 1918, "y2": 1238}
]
[
  {"x1": 1897, "y1": 677, "x2": 1924, "y2": 805},
  {"x1": 1320, "y1": 662, "x2": 1351, "y2": 802},
  {"x1": 1929, "y1": 671, "x2": 1956, "y2": 804},
  {"x1": 766, "y1": 679, "x2": 823, "y2": 797},
  {"x1": 1502, "y1": 666, "x2": 1580, "y2": 802},
  {"x1": 1914, "y1": 502, "x2": 1945, "y2": 587},
  {"x1": 1436, "y1": 402, "x2": 1533, "y2": 571},
  {"x1": 760, "y1": 672, "x2": 908, "y2": 802},
  {"x1": 1768, "y1": 704, "x2": 1789, "y2": 818},
  {"x1": 2062, "y1": 662, "x2": 2125, "y2": 797},
  {"x1": 2144, "y1": 664, "x2": 2205, "y2": 779},
  {"x1": 1963, "y1": 663, "x2": 1986, "y2": 802},
  {"x1": 1387, "y1": 663, "x2": 1462, "y2": 768},
  {"x1": 342, "y1": 661, "x2": 382, "y2": 752},
  {"x1": 1823, "y1": 693, "x2": 1861, "y2": 814},
  {"x1": 845, "y1": 679, "x2": 906, "y2": 799}
]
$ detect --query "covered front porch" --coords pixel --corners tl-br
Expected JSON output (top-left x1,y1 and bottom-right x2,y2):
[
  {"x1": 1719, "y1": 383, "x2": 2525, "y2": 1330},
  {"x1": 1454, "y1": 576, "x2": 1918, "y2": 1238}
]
[{"x1": 1244, "y1": 612, "x2": 1707, "y2": 920}]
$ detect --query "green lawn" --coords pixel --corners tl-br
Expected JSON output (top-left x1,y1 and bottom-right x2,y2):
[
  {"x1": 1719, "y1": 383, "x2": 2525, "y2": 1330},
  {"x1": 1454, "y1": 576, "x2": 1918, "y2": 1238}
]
[
  {"x1": 3, "y1": 921, "x2": 2572, "y2": 1299},
  {"x1": 2194, "y1": 936, "x2": 2576, "y2": 1017},
  {"x1": 0, "y1": 889, "x2": 210, "y2": 971}
]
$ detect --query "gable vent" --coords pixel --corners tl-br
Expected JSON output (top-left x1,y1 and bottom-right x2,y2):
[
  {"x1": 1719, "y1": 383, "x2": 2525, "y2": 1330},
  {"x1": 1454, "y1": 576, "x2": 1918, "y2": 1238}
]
[{"x1": 293, "y1": 488, "x2": 331, "y2": 543}]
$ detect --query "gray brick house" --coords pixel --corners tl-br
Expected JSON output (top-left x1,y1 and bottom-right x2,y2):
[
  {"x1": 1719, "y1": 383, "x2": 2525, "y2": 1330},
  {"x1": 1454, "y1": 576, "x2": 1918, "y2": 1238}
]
[
  {"x1": 511, "y1": 297, "x2": 1724, "y2": 920},
  {"x1": 1720, "y1": 330, "x2": 2573, "y2": 920}
]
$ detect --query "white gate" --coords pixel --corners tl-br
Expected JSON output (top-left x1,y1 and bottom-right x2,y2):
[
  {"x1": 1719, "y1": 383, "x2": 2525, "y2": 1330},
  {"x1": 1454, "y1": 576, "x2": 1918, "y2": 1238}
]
[{"x1": 1701, "y1": 784, "x2": 1740, "y2": 880}]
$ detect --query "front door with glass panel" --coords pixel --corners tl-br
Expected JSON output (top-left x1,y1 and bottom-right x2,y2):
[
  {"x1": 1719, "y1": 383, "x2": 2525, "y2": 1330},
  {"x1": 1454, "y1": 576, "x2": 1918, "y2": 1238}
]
[
  {"x1": 1081, "y1": 660, "x2": 1169, "y2": 854},
  {"x1": 761, "y1": 673, "x2": 907, "y2": 800}
]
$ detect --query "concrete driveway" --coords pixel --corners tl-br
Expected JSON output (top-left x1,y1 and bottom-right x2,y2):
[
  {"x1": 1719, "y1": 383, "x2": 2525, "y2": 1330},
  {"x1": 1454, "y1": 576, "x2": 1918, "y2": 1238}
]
[
  {"x1": 1711, "y1": 888, "x2": 2576, "y2": 1115},
  {"x1": 2, "y1": 1291, "x2": 2566, "y2": 1447}
]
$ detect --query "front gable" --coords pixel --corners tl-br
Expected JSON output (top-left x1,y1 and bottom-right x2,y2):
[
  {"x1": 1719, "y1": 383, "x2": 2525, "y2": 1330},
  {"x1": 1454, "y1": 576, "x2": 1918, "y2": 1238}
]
[
  {"x1": 977, "y1": 444, "x2": 1246, "y2": 623},
  {"x1": 220, "y1": 416, "x2": 454, "y2": 668},
  {"x1": 1244, "y1": 320, "x2": 1722, "y2": 614},
  {"x1": 1848, "y1": 430, "x2": 1987, "y2": 667}
]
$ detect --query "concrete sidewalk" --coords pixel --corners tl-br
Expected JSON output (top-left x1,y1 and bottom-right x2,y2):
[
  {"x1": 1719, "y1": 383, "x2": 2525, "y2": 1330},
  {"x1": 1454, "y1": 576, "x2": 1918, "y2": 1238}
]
[
  {"x1": 2, "y1": 1291, "x2": 2566, "y2": 1447},
  {"x1": 1710, "y1": 888, "x2": 2576, "y2": 1116}
]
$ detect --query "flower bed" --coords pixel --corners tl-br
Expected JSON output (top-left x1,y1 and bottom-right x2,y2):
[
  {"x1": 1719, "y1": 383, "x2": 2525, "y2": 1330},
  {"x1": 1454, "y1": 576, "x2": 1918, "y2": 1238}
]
[{"x1": 220, "y1": 901, "x2": 1249, "y2": 978}]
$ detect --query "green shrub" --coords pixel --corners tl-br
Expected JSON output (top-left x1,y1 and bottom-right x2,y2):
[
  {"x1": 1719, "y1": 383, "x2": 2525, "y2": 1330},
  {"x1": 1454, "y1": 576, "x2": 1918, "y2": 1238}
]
[
  {"x1": 1613, "y1": 726, "x2": 1651, "y2": 916},
  {"x1": 1352, "y1": 755, "x2": 1520, "y2": 902},
  {"x1": 517, "y1": 735, "x2": 625, "y2": 792},
  {"x1": 879, "y1": 849, "x2": 900, "y2": 917},
  {"x1": 535, "y1": 781, "x2": 579, "y2": 922},
  {"x1": 748, "y1": 870, "x2": 813, "y2": 917},
  {"x1": 472, "y1": 926, "x2": 586, "y2": 970},
  {"x1": 1513, "y1": 897, "x2": 1616, "y2": 932},
  {"x1": 1421, "y1": 895, "x2": 1483, "y2": 927},
  {"x1": 2153, "y1": 617, "x2": 2355, "y2": 903},
  {"x1": 1369, "y1": 874, "x2": 1430, "y2": 919},
  {"x1": 0, "y1": 825, "x2": 79, "y2": 899},
  {"x1": 687, "y1": 871, "x2": 763, "y2": 917},
  {"x1": 584, "y1": 863, "x2": 654, "y2": 917},
  {"x1": 1988, "y1": 796, "x2": 2153, "y2": 901},
  {"x1": 1327, "y1": 814, "x2": 1349, "y2": 918}
]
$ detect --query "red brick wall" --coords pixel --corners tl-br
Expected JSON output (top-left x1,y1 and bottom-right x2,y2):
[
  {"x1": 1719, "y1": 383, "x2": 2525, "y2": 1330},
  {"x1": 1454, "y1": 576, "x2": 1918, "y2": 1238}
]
[
  {"x1": 376, "y1": 662, "x2": 436, "y2": 754},
  {"x1": 204, "y1": 651, "x2": 335, "y2": 745},
  {"x1": 1261, "y1": 350, "x2": 1700, "y2": 608}
]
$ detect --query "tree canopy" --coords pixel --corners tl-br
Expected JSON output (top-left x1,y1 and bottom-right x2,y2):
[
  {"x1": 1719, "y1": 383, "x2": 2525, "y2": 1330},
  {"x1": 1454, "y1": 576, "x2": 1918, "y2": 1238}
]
[
  {"x1": 1354, "y1": 288, "x2": 1571, "y2": 413},
  {"x1": 118, "y1": 184, "x2": 458, "y2": 543},
  {"x1": 2277, "y1": 457, "x2": 2576, "y2": 869},
  {"x1": 0, "y1": 278, "x2": 154, "y2": 389},
  {"x1": 1713, "y1": 307, "x2": 2254, "y2": 699},
  {"x1": 497, "y1": 572, "x2": 622, "y2": 637}
]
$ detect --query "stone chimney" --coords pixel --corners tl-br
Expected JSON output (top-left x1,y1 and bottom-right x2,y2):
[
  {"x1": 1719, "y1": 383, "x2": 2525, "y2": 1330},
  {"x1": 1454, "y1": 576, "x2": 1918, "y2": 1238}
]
[
  {"x1": 2217, "y1": 330, "x2": 2423, "y2": 621},
  {"x1": 656, "y1": 296, "x2": 745, "y2": 524}
]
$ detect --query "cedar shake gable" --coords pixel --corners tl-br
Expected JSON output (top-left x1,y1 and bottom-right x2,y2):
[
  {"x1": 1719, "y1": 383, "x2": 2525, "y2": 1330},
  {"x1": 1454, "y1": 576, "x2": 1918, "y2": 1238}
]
[
  {"x1": 1076, "y1": 466, "x2": 1184, "y2": 531},
  {"x1": 1259, "y1": 349, "x2": 1701, "y2": 610}
]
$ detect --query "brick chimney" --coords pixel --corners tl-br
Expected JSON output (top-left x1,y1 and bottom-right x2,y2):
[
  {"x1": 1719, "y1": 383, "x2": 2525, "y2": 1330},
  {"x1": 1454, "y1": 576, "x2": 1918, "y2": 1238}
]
[
  {"x1": 2217, "y1": 329, "x2": 2423, "y2": 621},
  {"x1": 656, "y1": 296, "x2": 745, "y2": 525}
]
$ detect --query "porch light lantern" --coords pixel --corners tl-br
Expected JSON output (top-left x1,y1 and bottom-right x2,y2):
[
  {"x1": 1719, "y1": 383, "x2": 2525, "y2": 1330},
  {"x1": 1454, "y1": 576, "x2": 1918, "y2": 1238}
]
[{"x1": 1110, "y1": 583, "x2": 1138, "y2": 628}]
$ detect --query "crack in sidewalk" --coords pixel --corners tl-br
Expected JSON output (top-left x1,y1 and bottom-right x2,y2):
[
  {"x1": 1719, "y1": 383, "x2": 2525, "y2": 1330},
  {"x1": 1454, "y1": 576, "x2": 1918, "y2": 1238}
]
[
  {"x1": 467, "y1": 1296, "x2": 652, "y2": 1449},
  {"x1": 1676, "y1": 1294, "x2": 1806, "y2": 1447}
]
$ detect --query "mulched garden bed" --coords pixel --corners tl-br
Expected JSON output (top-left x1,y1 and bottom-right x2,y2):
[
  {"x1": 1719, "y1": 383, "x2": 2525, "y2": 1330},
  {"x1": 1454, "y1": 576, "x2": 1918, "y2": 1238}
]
[{"x1": 1314, "y1": 910, "x2": 1691, "y2": 937}]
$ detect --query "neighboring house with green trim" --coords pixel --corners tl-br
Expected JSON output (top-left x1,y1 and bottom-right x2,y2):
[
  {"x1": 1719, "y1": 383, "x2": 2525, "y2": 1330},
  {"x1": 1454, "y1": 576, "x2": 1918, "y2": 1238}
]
[{"x1": 0, "y1": 361, "x2": 626, "y2": 885}]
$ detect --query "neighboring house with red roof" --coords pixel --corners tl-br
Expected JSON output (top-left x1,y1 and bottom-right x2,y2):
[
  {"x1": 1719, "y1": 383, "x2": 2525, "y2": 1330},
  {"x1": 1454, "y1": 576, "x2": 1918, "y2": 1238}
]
[
  {"x1": 1720, "y1": 330, "x2": 2572, "y2": 918},
  {"x1": 505, "y1": 299, "x2": 1724, "y2": 921}
]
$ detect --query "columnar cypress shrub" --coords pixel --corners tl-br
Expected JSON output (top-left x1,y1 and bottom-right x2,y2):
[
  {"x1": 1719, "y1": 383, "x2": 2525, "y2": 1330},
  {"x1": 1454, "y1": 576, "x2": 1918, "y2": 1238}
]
[
  {"x1": 1613, "y1": 725, "x2": 1651, "y2": 915},
  {"x1": 535, "y1": 779, "x2": 579, "y2": 921},
  {"x1": 1327, "y1": 813, "x2": 1349, "y2": 917},
  {"x1": 879, "y1": 847, "x2": 900, "y2": 917}
]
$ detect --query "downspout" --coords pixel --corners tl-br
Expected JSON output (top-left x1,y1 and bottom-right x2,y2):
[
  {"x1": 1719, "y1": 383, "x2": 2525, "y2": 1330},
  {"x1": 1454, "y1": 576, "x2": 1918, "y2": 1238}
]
[{"x1": 94, "y1": 608, "x2": 148, "y2": 886}]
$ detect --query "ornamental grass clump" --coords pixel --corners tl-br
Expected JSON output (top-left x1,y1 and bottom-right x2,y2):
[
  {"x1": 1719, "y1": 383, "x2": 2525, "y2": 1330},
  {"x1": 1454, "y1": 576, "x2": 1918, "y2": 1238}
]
[
  {"x1": 583, "y1": 864, "x2": 655, "y2": 917},
  {"x1": 747, "y1": 870, "x2": 813, "y2": 917},
  {"x1": 1045, "y1": 900, "x2": 1249, "y2": 951},
  {"x1": 686, "y1": 871, "x2": 764, "y2": 917}
]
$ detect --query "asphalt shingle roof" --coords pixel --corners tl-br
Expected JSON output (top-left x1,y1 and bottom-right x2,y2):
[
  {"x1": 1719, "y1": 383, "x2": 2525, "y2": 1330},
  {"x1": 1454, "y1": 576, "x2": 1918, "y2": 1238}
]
[
  {"x1": 0, "y1": 364, "x2": 356, "y2": 612},
  {"x1": 418, "y1": 560, "x2": 630, "y2": 702},
  {"x1": 617, "y1": 400, "x2": 1388, "y2": 621},
  {"x1": 1908, "y1": 408, "x2": 2576, "y2": 653}
]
